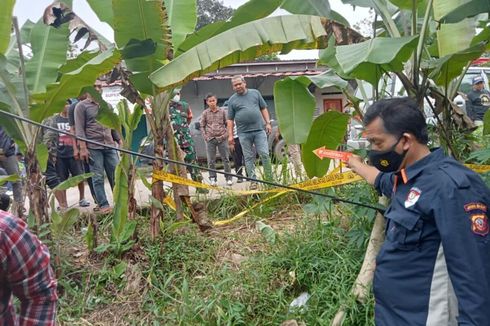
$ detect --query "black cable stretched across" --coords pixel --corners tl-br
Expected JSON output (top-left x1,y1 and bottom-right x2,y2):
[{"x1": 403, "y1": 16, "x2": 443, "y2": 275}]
[{"x1": 0, "y1": 110, "x2": 385, "y2": 213}]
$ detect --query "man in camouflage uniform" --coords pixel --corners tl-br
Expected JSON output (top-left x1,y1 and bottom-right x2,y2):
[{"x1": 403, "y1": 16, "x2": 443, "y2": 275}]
[{"x1": 169, "y1": 93, "x2": 203, "y2": 183}]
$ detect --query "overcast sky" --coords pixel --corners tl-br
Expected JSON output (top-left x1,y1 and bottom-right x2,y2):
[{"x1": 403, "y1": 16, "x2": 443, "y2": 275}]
[{"x1": 13, "y1": 0, "x2": 369, "y2": 59}]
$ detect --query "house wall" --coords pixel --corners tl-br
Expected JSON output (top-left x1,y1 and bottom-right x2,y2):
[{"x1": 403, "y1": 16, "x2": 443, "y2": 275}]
[{"x1": 181, "y1": 77, "x2": 348, "y2": 121}]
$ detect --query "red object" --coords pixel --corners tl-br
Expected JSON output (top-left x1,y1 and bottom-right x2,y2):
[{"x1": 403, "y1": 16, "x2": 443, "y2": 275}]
[
  {"x1": 472, "y1": 58, "x2": 490, "y2": 66},
  {"x1": 313, "y1": 146, "x2": 352, "y2": 162},
  {"x1": 0, "y1": 212, "x2": 58, "y2": 325}
]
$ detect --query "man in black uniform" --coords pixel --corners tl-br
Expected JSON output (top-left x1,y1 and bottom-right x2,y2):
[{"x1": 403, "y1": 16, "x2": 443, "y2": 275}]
[{"x1": 348, "y1": 97, "x2": 490, "y2": 325}]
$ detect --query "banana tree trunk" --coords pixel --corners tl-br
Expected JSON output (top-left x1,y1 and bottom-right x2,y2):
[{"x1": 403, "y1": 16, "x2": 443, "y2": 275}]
[
  {"x1": 25, "y1": 148, "x2": 49, "y2": 227},
  {"x1": 163, "y1": 109, "x2": 188, "y2": 220},
  {"x1": 151, "y1": 124, "x2": 165, "y2": 240}
]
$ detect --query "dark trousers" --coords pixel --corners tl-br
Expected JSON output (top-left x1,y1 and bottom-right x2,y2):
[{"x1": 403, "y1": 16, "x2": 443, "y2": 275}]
[
  {"x1": 84, "y1": 162, "x2": 97, "y2": 204},
  {"x1": 232, "y1": 137, "x2": 244, "y2": 177}
]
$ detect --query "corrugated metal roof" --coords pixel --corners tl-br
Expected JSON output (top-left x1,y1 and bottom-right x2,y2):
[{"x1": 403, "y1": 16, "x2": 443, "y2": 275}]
[{"x1": 193, "y1": 70, "x2": 324, "y2": 81}]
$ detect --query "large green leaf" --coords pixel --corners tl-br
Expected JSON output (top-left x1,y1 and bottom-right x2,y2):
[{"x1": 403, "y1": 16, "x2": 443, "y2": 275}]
[
  {"x1": 274, "y1": 70, "x2": 349, "y2": 145},
  {"x1": 5, "y1": 20, "x2": 35, "y2": 73},
  {"x1": 308, "y1": 70, "x2": 349, "y2": 89},
  {"x1": 54, "y1": 173, "x2": 94, "y2": 191},
  {"x1": 335, "y1": 36, "x2": 418, "y2": 85},
  {"x1": 433, "y1": 0, "x2": 476, "y2": 57},
  {"x1": 51, "y1": 208, "x2": 79, "y2": 239},
  {"x1": 30, "y1": 47, "x2": 121, "y2": 122},
  {"x1": 59, "y1": 50, "x2": 98, "y2": 74},
  {"x1": 150, "y1": 15, "x2": 328, "y2": 90},
  {"x1": 79, "y1": 86, "x2": 121, "y2": 132},
  {"x1": 274, "y1": 77, "x2": 316, "y2": 145},
  {"x1": 86, "y1": 0, "x2": 113, "y2": 27},
  {"x1": 318, "y1": 37, "x2": 351, "y2": 78},
  {"x1": 164, "y1": 0, "x2": 197, "y2": 51},
  {"x1": 0, "y1": 103, "x2": 26, "y2": 150},
  {"x1": 0, "y1": 55, "x2": 31, "y2": 144},
  {"x1": 483, "y1": 110, "x2": 490, "y2": 136},
  {"x1": 112, "y1": 163, "x2": 129, "y2": 243},
  {"x1": 472, "y1": 25, "x2": 490, "y2": 51},
  {"x1": 25, "y1": 22, "x2": 69, "y2": 94},
  {"x1": 426, "y1": 42, "x2": 487, "y2": 86},
  {"x1": 281, "y1": 0, "x2": 330, "y2": 16},
  {"x1": 385, "y1": 0, "x2": 426, "y2": 10},
  {"x1": 36, "y1": 142, "x2": 49, "y2": 173},
  {"x1": 440, "y1": 0, "x2": 490, "y2": 23},
  {"x1": 113, "y1": 0, "x2": 167, "y2": 95},
  {"x1": 0, "y1": 0, "x2": 14, "y2": 54},
  {"x1": 113, "y1": 0, "x2": 166, "y2": 48},
  {"x1": 302, "y1": 111, "x2": 350, "y2": 178},
  {"x1": 176, "y1": 0, "x2": 282, "y2": 57},
  {"x1": 0, "y1": 174, "x2": 20, "y2": 185}
]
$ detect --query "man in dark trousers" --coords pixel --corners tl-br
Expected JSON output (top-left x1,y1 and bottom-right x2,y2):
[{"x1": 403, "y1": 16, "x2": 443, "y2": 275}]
[
  {"x1": 200, "y1": 93, "x2": 233, "y2": 186},
  {"x1": 47, "y1": 99, "x2": 90, "y2": 207},
  {"x1": 0, "y1": 210, "x2": 58, "y2": 325},
  {"x1": 348, "y1": 97, "x2": 490, "y2": 325},
  {"x1": 75, "y1": 88, "x2": 120, "y2": 214},
  {"x1": 226, "y1": 76, "x2": 273, "y2": 189}
]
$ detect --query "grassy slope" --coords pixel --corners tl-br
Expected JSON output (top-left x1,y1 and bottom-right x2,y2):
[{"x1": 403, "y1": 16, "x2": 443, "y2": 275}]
[{"x1": 55, "y1": 189, "x2": 377, "y2": 325}]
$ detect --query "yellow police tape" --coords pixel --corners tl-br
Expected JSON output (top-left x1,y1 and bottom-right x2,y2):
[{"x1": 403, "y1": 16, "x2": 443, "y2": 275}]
[
  {"x1": 152, "y1": 169, "x2": 364, "y2": 195},
  {"x1": 153, "y1": 163, "x2": 490, "y2": 226},
  {"x1": 464, "y1": 164, "x2": 490, "y2": 174}
]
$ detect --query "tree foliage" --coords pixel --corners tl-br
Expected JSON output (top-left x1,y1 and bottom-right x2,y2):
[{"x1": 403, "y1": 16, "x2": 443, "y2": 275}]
[{"x1": 196, "y1": 0, "x2": 235, "y2": 30}]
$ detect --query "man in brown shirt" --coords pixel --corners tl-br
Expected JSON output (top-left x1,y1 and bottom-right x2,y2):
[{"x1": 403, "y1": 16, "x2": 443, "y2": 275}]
[
  {"x1": 75, "y1": 88, "x2": 119, "y2": 213},
  {"x1": 200, "y1": 94, "x2": 232, "y2": 186}
]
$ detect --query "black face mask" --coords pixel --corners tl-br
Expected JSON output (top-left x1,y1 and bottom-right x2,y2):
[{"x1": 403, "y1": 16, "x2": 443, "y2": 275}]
[{"x1": 368, "y1": 136, "x2": 407, "y2": 172}]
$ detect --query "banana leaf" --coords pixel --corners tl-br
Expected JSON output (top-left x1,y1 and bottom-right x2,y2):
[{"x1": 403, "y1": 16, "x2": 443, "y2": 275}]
[
  {"x1": 86, "y1": 0, "x2": 113, "y2": 27},
  {"x1": 176, "y1": 0, "x2": 282, "y2": 56},
  {"x1": 30, "y1": 47, "x2": 121, "y2": 122},
  {"x1": 164, "y1": 0, "x2": 197, "y2": 51},
  {"x1": 150, "y1": 15, "x2": 329, "y2": 90},
  {"x1": 302, "y1": 111, "x2": 350, "y2": 178},
  {"x1": 274, "y1": 70, "x2": 349, "y2": 145},
  {"x1": 440, "y1": 0, "x2": 490, "y2": 23},
  {"x1": 274, "y1": 77, "x2": 317, "y2": 145},
  {"x1": 335, "y1": 36, "x2": 418, "y2": 85},
  {"x1": 0, "y1": 0, "x2": 15, "y2": 55},
  {"x1": 25, "y1": 22, "x2": 69, "y2": 94},
  {"x1": 112, "y1": 0, "x2": 168, "y2": 95}
]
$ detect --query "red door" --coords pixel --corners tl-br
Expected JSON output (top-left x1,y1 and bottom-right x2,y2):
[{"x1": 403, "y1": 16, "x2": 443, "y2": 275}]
[{"x1": 323, "y1": 98, "x2": 343, "y2": 112}]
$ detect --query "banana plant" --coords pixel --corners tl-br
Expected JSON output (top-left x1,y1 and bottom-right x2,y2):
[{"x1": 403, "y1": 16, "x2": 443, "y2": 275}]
[
  {"x1": 0, "y1": 2, "x2": 120, "y2": 225},
  {"x1": 109, "y1": 100, "x2": 144, "y2": 255},
  {"x1": 83, "y1": 0, "x2": 363, "y2": 238}
]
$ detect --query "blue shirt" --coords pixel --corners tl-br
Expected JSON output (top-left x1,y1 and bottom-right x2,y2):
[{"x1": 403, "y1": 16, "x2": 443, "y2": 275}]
[{"x1": 374, "y1": 148, "x2": 490, "y2": 325}]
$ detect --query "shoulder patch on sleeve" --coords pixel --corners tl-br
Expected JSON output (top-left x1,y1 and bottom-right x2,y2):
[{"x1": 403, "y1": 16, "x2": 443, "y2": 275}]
[
  {"x1": 470, "y1": 214, "x2": 489, "y2": 236},
  {"x1": 438, "y1": 163, "x2": 471, "y2": 188}
]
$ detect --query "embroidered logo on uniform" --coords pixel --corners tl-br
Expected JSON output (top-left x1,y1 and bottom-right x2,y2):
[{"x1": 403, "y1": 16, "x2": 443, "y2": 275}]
[
  {"x1": 380, "y1": 159, "x2": 389, "y2": 167},
  {"x1": 470, "y1": 214, "x2": 489, "y2": 236},
  {"x1": 464, "y1": 202, "x2": 487, "y2": 212},
  {"x1": 404, "y1": 187, "x2": 421, "y2": 208}
]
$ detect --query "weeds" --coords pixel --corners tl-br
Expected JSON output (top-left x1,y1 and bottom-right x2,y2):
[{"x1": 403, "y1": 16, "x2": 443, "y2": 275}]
[{"x1": 56, "y1": 200, "x2": 375, "y2": 325}]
